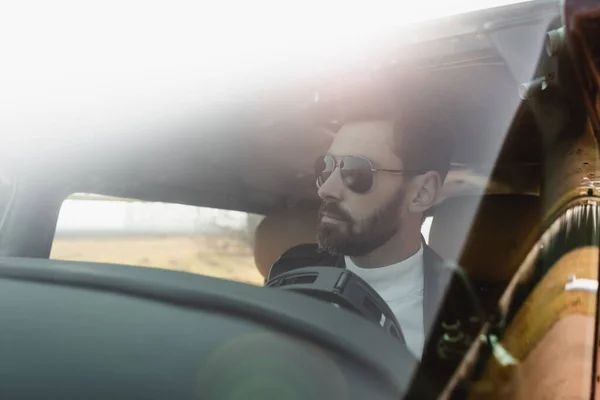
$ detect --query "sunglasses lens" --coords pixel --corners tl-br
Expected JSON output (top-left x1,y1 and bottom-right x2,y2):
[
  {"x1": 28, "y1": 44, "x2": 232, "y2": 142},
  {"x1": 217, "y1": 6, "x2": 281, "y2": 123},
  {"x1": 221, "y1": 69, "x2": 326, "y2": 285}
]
[
  {"x1": 340, "y1": 156, "x2": 373, "y2": 193},
  {"x1": 315, "y1": 156, "x2": 335, "y2": 187}
]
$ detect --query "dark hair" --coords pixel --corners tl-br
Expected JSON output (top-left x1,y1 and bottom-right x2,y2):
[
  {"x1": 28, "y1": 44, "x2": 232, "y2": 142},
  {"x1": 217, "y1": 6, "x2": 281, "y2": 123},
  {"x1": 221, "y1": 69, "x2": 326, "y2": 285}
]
[{"x1": 334, "y1": 72, "x2": 454, "y2": 182}]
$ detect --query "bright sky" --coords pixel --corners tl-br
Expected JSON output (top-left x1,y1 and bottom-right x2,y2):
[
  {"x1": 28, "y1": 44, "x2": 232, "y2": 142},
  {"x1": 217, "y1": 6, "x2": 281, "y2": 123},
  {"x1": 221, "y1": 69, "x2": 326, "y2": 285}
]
[{"x1": 0, "y1": 0, "x2": 532, "y2": 143}]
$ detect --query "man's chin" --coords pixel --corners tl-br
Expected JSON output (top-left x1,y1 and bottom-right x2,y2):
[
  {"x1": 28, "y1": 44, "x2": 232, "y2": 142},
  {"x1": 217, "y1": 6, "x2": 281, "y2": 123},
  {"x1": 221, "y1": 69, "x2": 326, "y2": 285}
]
[
  {"x1": 317, "y1": 241, "x2": 343, "y2": 255},
  {"x1": 317, "y1": 239, "x2": 360, "y2": 256},
  {"x1": 317, "y1": 225, "x2": 343, "y2": 254},
  {"x1": 316, "y1": 228, "x2": 392, "y2": 257}
]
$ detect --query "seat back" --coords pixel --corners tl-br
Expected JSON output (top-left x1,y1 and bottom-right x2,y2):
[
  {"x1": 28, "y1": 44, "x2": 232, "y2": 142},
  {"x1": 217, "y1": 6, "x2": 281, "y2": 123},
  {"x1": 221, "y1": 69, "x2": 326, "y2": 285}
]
[
  {"x1": 253, "y1": 205, "x2": 319, "y2": 278},
  {"x1": 429, "y1": 194, "x2": 541, "y2": 282}
]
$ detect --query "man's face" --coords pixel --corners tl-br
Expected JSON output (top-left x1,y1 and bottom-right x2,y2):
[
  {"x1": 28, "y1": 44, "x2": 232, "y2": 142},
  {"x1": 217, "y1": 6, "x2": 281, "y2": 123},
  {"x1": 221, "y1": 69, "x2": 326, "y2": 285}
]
[{"x1": 316, "y1": 120, "x2": 410, "y2": 256}]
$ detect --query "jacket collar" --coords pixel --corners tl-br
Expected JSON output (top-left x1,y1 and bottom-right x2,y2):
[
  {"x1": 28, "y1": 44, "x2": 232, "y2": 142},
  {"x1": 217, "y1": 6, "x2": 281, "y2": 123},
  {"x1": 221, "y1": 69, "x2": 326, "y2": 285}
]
[{"x1": 421, "y1": 244, "x2": 451, "y2": 337}]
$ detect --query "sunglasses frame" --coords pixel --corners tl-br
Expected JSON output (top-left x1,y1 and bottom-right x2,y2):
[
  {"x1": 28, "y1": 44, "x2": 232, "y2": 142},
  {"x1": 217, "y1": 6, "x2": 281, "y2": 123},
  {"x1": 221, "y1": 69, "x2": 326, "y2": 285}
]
[{"x1": 315, "y1": 155, "x2": 426, "y2": 193}]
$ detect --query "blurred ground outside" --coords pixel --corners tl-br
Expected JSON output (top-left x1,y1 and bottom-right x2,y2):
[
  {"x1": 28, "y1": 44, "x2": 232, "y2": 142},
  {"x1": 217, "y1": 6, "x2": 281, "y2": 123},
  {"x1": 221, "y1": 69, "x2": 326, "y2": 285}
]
[
  {"x1": 51, "y1": 235, "x2": 264, "y2": 285},
  {"x1": 50, "y1": 196, "x2": 265, "y2": 285}
]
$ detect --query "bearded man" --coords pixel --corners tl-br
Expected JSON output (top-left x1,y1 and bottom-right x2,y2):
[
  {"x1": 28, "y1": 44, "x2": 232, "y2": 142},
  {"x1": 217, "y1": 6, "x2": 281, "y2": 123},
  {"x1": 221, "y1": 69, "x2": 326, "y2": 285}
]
[{"x1": 267, "y1": 82, "x2": 454, "y2": 359}]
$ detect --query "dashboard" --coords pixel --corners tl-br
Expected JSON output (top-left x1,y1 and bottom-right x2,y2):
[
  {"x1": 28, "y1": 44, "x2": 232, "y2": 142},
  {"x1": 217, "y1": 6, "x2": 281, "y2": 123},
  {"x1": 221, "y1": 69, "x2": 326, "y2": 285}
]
[{"x1": 0, "y1": 257, "x2": 422, "y2": 399}]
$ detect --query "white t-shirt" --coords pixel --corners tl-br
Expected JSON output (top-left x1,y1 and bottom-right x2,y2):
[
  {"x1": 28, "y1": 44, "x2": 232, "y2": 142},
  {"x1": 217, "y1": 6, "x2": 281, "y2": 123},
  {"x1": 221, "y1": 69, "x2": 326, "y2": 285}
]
[{"x1": 344, "y1": 246, "x2": 425, "y2": 359}]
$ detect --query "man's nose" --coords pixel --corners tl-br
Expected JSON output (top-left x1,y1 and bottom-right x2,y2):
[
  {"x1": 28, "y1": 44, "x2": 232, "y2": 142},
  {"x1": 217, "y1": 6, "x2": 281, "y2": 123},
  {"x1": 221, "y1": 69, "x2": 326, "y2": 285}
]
[{"x1": 317, "y1": 168, "x2": 345, "y2": 201}]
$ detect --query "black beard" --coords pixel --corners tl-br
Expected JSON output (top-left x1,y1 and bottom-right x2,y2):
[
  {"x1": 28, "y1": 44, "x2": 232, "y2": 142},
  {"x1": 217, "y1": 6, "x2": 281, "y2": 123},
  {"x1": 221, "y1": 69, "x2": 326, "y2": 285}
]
[{"x1": 316, "y1": 192, "x2": 404, "y2": 256}]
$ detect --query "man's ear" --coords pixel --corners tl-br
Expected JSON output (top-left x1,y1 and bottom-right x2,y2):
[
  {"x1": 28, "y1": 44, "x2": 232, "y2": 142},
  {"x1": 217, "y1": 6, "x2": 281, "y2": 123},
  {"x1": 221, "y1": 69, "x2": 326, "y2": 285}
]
[{"x1": 407, "y1": 171, "x2": 442, "y2": 214}]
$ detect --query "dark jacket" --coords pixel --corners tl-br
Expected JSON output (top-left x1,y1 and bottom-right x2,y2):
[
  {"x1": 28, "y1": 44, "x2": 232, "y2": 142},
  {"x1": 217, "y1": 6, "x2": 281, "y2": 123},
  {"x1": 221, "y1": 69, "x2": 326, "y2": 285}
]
[{"x1": 267, "y1": 240, "x2": 455, "y2": 343}]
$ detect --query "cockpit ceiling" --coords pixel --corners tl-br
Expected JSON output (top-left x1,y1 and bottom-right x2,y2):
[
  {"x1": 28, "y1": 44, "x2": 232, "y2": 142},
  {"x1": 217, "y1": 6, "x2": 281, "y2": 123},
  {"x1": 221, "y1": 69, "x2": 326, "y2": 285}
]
[{"x1": 4, "y1": 32, "x2": 543, "y2": 214}]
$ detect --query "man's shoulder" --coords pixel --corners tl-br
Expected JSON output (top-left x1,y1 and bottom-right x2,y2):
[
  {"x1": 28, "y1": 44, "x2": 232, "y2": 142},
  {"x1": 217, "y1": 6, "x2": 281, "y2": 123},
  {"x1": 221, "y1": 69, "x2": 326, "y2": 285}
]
[
  {"x1": 266, "y1": 243, "x2": 343, "y2": 282},
  {"x1": 423, "y1": 245, "x2": 454, "y2": 274}
]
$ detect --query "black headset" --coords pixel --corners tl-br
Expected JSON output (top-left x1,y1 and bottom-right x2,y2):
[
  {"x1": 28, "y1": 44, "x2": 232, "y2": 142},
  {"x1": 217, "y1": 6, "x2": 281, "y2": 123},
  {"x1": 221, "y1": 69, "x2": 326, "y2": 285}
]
[{"x1": 265, "y1": 266, "x2": 406, "y2": 343}]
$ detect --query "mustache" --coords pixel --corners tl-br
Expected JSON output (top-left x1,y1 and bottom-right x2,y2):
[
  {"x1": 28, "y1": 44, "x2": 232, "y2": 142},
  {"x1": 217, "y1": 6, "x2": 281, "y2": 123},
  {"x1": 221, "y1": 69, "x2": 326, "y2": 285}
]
[{"x1": 319, "y1": 202, "x2": 351, "y2": 221}]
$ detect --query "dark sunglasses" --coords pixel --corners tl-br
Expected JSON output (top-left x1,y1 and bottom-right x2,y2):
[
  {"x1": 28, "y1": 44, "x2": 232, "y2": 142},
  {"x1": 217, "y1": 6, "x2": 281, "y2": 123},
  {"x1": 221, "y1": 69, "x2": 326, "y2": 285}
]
[{"x1": 315, "y1": 155, "x2": 425, "y2": 194}]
